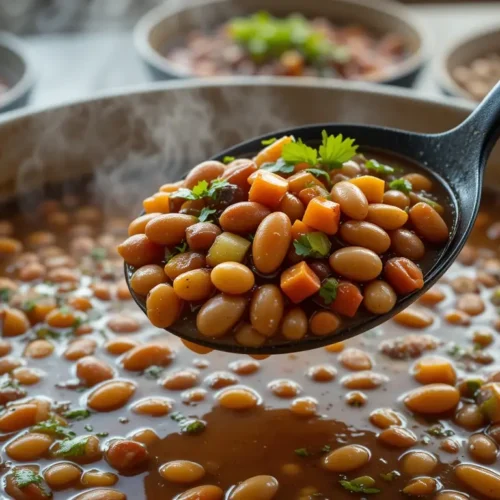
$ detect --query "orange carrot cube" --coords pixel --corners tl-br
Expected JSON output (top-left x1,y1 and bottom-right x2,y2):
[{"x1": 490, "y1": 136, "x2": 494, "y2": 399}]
[
  {"x1": 281, "y1": 261, "x2": 321, "y2": 304},
  {"x1": 248, "y1": 170, "x2": 288, "y2": 209},
  {"x1": 254, "y1": 136, "x2": 293, "y2": 167},
  {"x1": 288, "y1": 171, "x2": 323, "y2": 194},
  {"x1": 291, "y1": 220, "x2": 313, "y2": 240},
  {"x1": 302, "y1": 197, "x2": 340, "y2": 235},
  {"x1": 330, "y1": 281, "x2": 363, "y2": 318}
]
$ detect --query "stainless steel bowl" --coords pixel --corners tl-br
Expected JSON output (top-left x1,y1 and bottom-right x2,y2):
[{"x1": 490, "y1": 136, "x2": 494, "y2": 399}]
[{"x1": 134, "y1": 0, "x2": 429, "y2": 87}]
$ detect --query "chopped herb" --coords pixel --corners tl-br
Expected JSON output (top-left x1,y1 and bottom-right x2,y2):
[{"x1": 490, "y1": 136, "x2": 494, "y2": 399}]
[
  {"x1": 181, "y1": 419, "x2": 206, "y2": 435},
  {"x1": 306, "y1": 168, "x2": 332, "y2": 187},
  {"x1": 261, "y1": 137, "x2": 277, "y2": 146},
  {"x1": 63, "y1": 408, "x2": 91, "y2": 421},
  {"x1": 1, "y1": 378, "x2": 21, "y2": 390},
  {"x1": 165, "y1": 241, "x2": 188, "y2": 263},
  {"x1": 340, "y1": 476, "x2": 380, "y2": 494},
  {"x1": 72, "y1": 317, "x2": 83, "y2": 329},
  {"x1": 144, "y1": 365, "x2": 164, "y2": 380},
  {"x1": 321, "y1": 444, "x2": 331, "y2": 453},
  {"x1": 318, "y1": 130, "x2": 358, "y2": 170},
  {"x1": 223, "y1": 156, "x2": 235, "y2": 164},
  {"x1": 389, "y1": 178, "x2": 412, "y2": 194},
  {"x1": 421, "y1": 435, "x2": 431, "y2": 445},
  {"x1": 170, "y1": 412, "x2": 187, "y2": 423},
  {"x1": 247, "y1": 233, "x2": 255, "y2": 242},
  {"x1": 319, "y1": 278, "x2": 339, "y2": 305},
  {"x1": 427, "y1": 424, "x2": 455, "y2": 438},
  {"x1": 175, "y1": 241, "x2": 188, "y2": 253},
  {"x1": 294, "y1": 448, "x2": 310, "y2": 457},
  {"x1": 466, "y1": 379, "x2": 483, "y2": 397},
  {"x1": 380, "y1": 471, "x2": 400, "y2": 482},
  {"x1": 447, "y1": 343, "x2": 466, "y2": 358},
  {"x1": 84, "y1": 424, "x2": 93, "y2": 432},
  {"x1": 260, "y1": 158, "x2": 295, "y2": 174},
  {"x1": 90, "y1": 247, "x2": 107, "y2": 261},
  {"x1": 365, "y1": 159, "x2": 395, "y2": 175},
  {"x1": 0, "y1": 288, "x2": 12, "y2": 302},
  {"x1": 31, "y1": 418, "x2": 76, "y2": 439},
  {"x1": 198, "y1": 207, "x2": 217, "y2": 223},
  {"x1": 21, "y1": 300, "x2": 37, "y2": 312},
  {"x1": 282, "y1": 139, "x2": 318, "y2": 167},
  {"x1": 293, "y1": 232, "x2": 331, "y2": 258},
  {"x1": 13, "y1": 468, "x2": 44, "y2": 489},
  {"x1": 54, "y1": 435, "x2": 90, "y2": 458},
  {"x1": 96, "y1": 432, "x2": 109, "y2": 437},
  {"x1": 419, "y1": 196, "x2": 441, "y2": 211}
]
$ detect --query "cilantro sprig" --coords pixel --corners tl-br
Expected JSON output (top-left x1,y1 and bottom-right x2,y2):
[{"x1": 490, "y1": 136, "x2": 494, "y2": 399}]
[
  {"x1": 13, "y1": 469, "x2": 44, "y2": 490},
  {"x1": 198, "y1": 207, "x2": 217, "y2": 223},
  {"x1": 282, "y1": 139, "x2": 318, "y2": 166},
  {"x1": 31, "y1": 418, "x2": 76, "y2": 439},
  {"x1": 54, "y1": 435, "x2": 90, "y2": 458},
  {"x1": 293, "y1": 232, "x2": 331, "y2": 258},
  {"x1": 306, "y1": 168, "x2": 331, "y2": 187},
  {"x1": 63, "y1": 408, "x2": 91, "y2": 421},
  {"x1": 389, "y1": 178, "x2": 412, "y2": 194},
  {"x1": 319, "y1": 278, "x2": 339, "y2": 305},
  {"x1": 170, "y1": 179, "x2": 230, "y2": 201},
  {"x1": 318, "y1": 130, "x2": 358, "y2": 170},
  {"x1": 365, "y1": 159, "x2": 395, "y2": 175},
  {"x1": 340, "y1": 476, "x2": 381, "y2": 495},
  {"x1": 260, "y1": 158, "x2": 295, "y2": 175}
]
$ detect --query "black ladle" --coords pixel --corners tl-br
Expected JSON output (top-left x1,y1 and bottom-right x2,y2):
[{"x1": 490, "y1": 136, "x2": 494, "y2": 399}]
[{"x1": 125, "y1": 82, "x2": 500, "y2": 355}]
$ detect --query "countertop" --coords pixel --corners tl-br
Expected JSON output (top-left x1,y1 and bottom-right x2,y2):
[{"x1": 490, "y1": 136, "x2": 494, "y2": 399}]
[{"x1": 22, "y1": 2, "x2": 500, "y2": 107}]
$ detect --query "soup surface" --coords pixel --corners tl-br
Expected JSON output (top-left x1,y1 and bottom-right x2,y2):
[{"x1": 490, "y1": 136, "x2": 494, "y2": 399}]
[{"x1": 0, "y1": 186, "x2": 499, "y2": 499}]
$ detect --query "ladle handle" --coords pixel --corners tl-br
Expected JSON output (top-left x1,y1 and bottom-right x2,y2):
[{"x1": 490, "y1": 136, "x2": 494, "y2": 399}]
[{"x1": 442, "y1": 80, "x2": 500, "y2": 167}]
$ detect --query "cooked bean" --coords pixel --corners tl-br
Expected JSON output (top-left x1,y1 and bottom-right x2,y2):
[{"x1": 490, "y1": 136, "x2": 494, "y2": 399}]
[
  {"x1": 197, "y1": 294, "x2": 247, "y2": 337},
  {"x1": 404, "y1": 384, "x2": 460, "y2": 414},
  {"x1": 378, "y1": 427, "x2": 417, "y2": 448},
  {"x1": 457, "y1": 293, "x2": 485, "y2": 316},
  {"x1": 322, "y1": 445, "x2": 370, "y2": 472},
  {"x1": 117, "y1": 234, "x2": 164, "y2": 267},
  {"x1": 307, "y1": 364, "x2": 337, "y2": 382},
  {"x1": 277, "y1": 193, "x2": 305, "y2": 223},
  {"x1": 289, "y1": 396, "x2": 318, "y2": 417},
  {"x1": 105, "y1": 439, "x2": 149, "y2": 471},
  {"x1": 455, "y1": 404, "x2": 486, "y2": 430},
  {"x1": 186, "y1": 222, "x2": 221, "y2": 251},
  {"x1": 87, "y1": 380, "x2": 136, "y2": 411},
  {"x1": 64, "y1": 338, "x2": 97, "y2": 361},
  {"x1": 128, "y1": 212, "x2": 161, "y2": 236},
  {"x1": 105, "y1": 337, "x2": 139, "y2": 355},
  {"x1": 24, "y1": 339, "x2": 54, "y2": 359},
  {"x1": 330, "y1": 181, "x2": 369, "y2": 220},
  {"x1": 404, "y1": 172, "x2": 433, "y2": 191},
  {"x1": 363, "y1": 280, "x2": 396, "y2": 314},
  {"x1": 81, "y1": 470, "x2": 118, "y2": 487},
  {"x1": 445, "y1": 309, "x2": 471, "y2": 325},
  {"x1": 132, "y1": 397, "x2": 173, "y2": 417},
  {"x1": 6, "y1": 432, "x2": 53, "y2": 460},
  {"x1": 339, "y1": 348, "x2": 373, "y2": 371},
  {"x1": 402, "y1": 477, "x2": 437, "y2": 496},
  {"x1": 281, "y1": 307, "x2": 308, "y2": 340},
  {"x1": 76, "y1": 356, "x2": 114, "y2": 386},
  {"x1": 146, "y1": 284, "x2": 182, "y2": 329},
  {"x1": 250, "y1": 285, "x2": 284, "y2": 337},
  {"x1": 468, "y1": 433, "x2": 498, "y2": 464},
  {"x1": 412, "y1": 356, "x2": 456, "y2": 385},
  {"x1": 229, "y1": 359, "x2": 260, "y2": 376},
  {"x1": 162, "y1": 369, "x2": 198, "y2": 390},
  {"x1": 177, "y1": 485, "x2": 224, "y2": 500},
  {"x1": 159, "y1": 460, "x2": 205, "y2": 484},
  {"x1": 252, "y1": 212, "x2": 291, "y2": 274},
  {"x1": 211, "y1": 262, "x2": 255, "y2": 294},
  {"x1": 13, "y1": 366, "x2": 44, "y2": 385},
  {"x1": 229, "y1": 475, "x2": 279, "y2": 500},
  {"x1": 419, "y1": 286, "x2": 445, "y2": 305},
  {"x1": 107, "y1": 314, "x2": 140, "y2": 333},
  {"x1": 309, "y1": 311, "x2": 340, "y2": 336},
  {"x1": 366, "y1": 204, "x2": 408, "y2": 230},
  {"x1": 220, "y1": 202, "x2": 271, "y2": 234},
  {"x1": 409, "y1": 202, "x2": 449, "y2": 243},
  {"x1": 401, "y1": 450, "x2": 438, "y2": 476},
  {"x1": 0, "y1": 237, "x2": 22, "y2": 255},
  {"x1": 174, "y1": 269, "x2": 214, "y2": 301},
  {"x1": 185, "y1": 161, "x2": 225, "y2": 189},
  {"x1": 455, "y1": 464, "x2": 500, "y2": 499},
  {"x1": 122, "y1": 343, "x2": 173, "y2": 371},
  {"x1": 341, "y1": 371, "x2": 388, "y2": 390},
  {"x1": 73, "y1": 489, "x2": 125, "y2": 500},
  {"x1": 235, "y1": 323, "x2": 266, "y2": 348},
  {"x1": 385, "y1": 257, "x2": 424, "y2": 295},
  {"x1": 268, "y1": 379, "x2": 301, "y2": 398},
  {"x1": 339, "y1": 221, "x2": 391, "y2": 254},
  {"x1": 44, "y1": 462, "x2": 82, "y2": 489},
  {"x1": 329, "y1": 247, "x2": 382, "y2": 281},
  {"x1": 130, "y1": 264, "x2": 166, "y2": 295},
  {"x1": 369, "y1": 408, "x2": 403, "y2": 429},
  {"x1": 394, "y1": 307, "x2": 434, "y2": 329},
  {"x1": 145, "y1": 214, "x2": 198, "y2": 246},
  {"x1": 165, "y1": 251, "x2": 206, "y2": 280},
  {"x1": 383, "y1": 189, "x2": 410, "y2": 209},
  {"x1": 0, "y1": 355, "x2": 23, "y2": 374},
  {"x1": 2, "y1": 308, "x2": 30, "y2": 337},
  {"x1": 435, "y1": 492, "x2": 469, "y2": 500},
  {"x1": 390, "y1": 229, "x2": 425, "y2": 260},
  {"x1": 222, "y1": 159, "x2": 257, "y2": 190},
  {"x1": 217, "y1": 387, "x2": 259, "y2": 410}
]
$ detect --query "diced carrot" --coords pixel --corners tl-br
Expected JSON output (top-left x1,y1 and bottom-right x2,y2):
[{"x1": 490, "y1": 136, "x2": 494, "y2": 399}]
[
  {"x1": 330, "y1": 281, "x2": 363, "y2": 318},
  {"x1": 143, "y1": 192, "x2": 170, "y2": 214},
  {"x1": 280, "y1": 261, "x2": 321, "y2": 304},
  {"x1": 254, "y1": 136, "x2": 294, "y2": 167},
  {"x1": 349, "y1": 175, "x2": 385, "y2": 203},
  {"x1": 291, "y1": 220, "x2": 313, "y2": 240},
  {"x1": 298, "y1": 186, "x2": 329, "y2": 206},
  {"x1": 288, "y1": 171, "x2": 324, "y2": 194},
  {"x1": 302, "y1": 197, "x2": 340, "y2": 235},
  {"x1": 248, "y1": 170, "x2": 289, "y2": 209},
  {"x1": 384, "y1": 257, "x2": 424, "y2": 295}
]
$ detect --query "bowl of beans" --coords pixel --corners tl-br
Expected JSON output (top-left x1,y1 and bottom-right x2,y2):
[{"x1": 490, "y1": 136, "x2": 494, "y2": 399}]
[
  {"x1": 119, "y1": 130, "x2": 453, "y2": 354},
  {"x1": 0, "y1": 31, "x2": 35, "y2": 112},
  {"x1": 134, "y1": 0, "x2": 428, "y2": 87},
  {"x1": 437, "y1": 25, "x2": 500, "y2": 102},
  {"x1": 2, "y1": 79, "x2": 500, "y2": 500}
]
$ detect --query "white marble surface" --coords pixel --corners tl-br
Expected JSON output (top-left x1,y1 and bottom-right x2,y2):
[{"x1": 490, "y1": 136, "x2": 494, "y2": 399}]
[{"x1": 23, "y1": 2, "x2": 500, "y2": 107}]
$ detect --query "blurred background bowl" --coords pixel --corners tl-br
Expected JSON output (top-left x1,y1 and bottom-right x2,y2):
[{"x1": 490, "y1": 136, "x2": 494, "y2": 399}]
[
  {"x1": 0, "y1": 31, "x2": 35, "y2": 112},
  {"x1": 437, "y1": 25, "x2": 500, "y2": 102},
  {"x1": 134, "y1": 0, "x2": 429, "y2": 87}
]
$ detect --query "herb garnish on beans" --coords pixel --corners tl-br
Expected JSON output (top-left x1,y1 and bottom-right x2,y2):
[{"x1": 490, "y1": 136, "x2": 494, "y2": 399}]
[{"x1": 118, "y1": 132, "x2": 451, "y2": 349}]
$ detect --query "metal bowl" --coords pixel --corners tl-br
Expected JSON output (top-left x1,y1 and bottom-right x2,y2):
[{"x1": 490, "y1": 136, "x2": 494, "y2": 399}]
[
  {"x1": 134, "y1": 0, "x2": 429, "y2": 87},
  {"x1": 0, "y1": 31, "x2": 35, "y2": 112}
]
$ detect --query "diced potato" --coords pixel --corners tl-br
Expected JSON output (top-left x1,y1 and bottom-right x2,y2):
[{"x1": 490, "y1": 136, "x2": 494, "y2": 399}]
[{"x1": 206, "y1": 232, "x2": 251, "y2": 267}]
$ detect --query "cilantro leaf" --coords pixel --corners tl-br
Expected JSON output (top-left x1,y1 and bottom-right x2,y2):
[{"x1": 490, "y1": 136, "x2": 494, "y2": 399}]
[
  {"x1": 365, "y1": 159, "x2": 395, "y2": 175},
  {"x1": 419, "y1": 196, "x2": 442, "y2": 211},
  {"x1": 175, "y1": 241, "x2": 188, "y2": 253},
  {"x1": 340, "y1": 477, "x2": 380, "y2": 494},
  {"x1": 293, "y1": 233, "x2": 331, "y2": 258},
  {"x1": 13, "y1": 469, "x2": 44, "y2": 489},
  {"x1": 31, "y1": 418, "x2": 76, "y2": 439},
  {"x1": 169, "y1": 187, "x2": 198, "y2": 200},
  {"x1": 261, "y1": 137, "x2": 277, "y2": 146},
  {"x1": 282, "y1": 139, "x2": 318, "y2": 167},
  {"x1": 165, "y1": 241, "x2": 188, "y2": 263},
  {"x1": 22, "y1": 300, "x2": 37, "y2": 312},
  {"x1": 170, "y1": 412, "x2": 187, "y2": 423},
  {"x1": 427, "y1": 424, "x2": 455, "y2": 438},
  {"x1": 63, "y1": 408, "x2": 91, "y2": 421},
  {"x1": 306, "y1": 168, "x2": 331, "y2": 187},
  {"x1": 223, "y1": 156, "x2": 235, "y2": 164},
  {"x1": 294, "y1": 448, "x2": 309, "y2": 457},
  {"x1": 207, "y1": 179, "x2": 230, "y2": 199},
  {"x1": 54, "y1": 435, "x2": 90, "y2": 458},
  {"x1": 0, "y1": 288, "x2": 12, "y2": 302},
  {"x1": 389, "y1": 178, "x2": 412, "y2": 194},
  {"x1": 181, "y1": 419, "x2": 206, "y2": 434},
  {"x1": 144, "y1": 365, "x2": 164, "y2": 379},
  {"x1": 319, "y1": 278, "x2": 339, "y2": 305},
  {"x1": 192, "y1": 180, "x2": 209, "y2": 198},
  {"x1": 261, "y1": 158, "x2": 295, "y2": 174},
  {"x1": 198, "y1": 207, "x2": 217, "y2": 223},
  {"x1": 36, "y1": 327, "x2": 61, "y2": 340},
  {"x1": 318, "y1": 130, "x2": 358, "y2": 170}
]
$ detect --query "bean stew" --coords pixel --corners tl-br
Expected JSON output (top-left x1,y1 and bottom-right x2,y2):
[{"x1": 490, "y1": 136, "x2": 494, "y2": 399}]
[
  {"x1": 0, "y1": 182, "x2": 500, "y2": 499},
  {"x1": 165, "y1": 11, "x2": 408, "y2": 80},
  {"x1": 119, "y1": 132, "x2": 452, "y2": 352}
]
